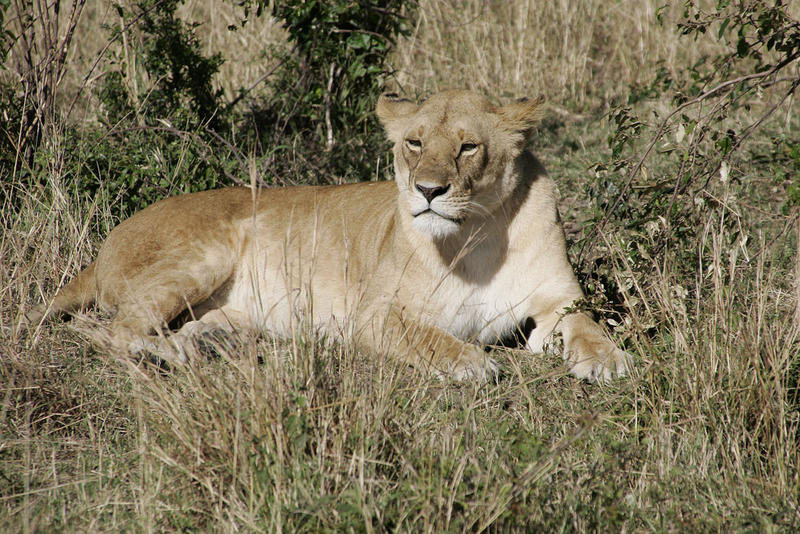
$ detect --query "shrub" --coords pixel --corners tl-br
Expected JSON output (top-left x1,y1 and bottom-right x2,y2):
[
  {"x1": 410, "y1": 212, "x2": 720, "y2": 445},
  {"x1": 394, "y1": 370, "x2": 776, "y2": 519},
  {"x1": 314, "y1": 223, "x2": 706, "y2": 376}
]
[
  {"x1": 577, "y1": 0, "x2": 800, "y2": 421},
  {"x1": 580, "y1": 0, "x2": 800, "y2": 286},
  {"x1": 246, "y1": 0, "x2": 413, "y2": 184},
  {"x1": 99, "y1": 0, "x2": 225, "y2": 130},
  {"x1": 79, "y1": 0, "x2": 233, "y2": 215}
]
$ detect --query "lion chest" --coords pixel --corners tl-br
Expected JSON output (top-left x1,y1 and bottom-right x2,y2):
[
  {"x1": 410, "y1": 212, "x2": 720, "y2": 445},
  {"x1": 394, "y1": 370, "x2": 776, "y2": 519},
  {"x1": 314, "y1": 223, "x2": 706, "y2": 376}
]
[{"x1": 413, "y1": 258, "x2": 536, "y2": 345}]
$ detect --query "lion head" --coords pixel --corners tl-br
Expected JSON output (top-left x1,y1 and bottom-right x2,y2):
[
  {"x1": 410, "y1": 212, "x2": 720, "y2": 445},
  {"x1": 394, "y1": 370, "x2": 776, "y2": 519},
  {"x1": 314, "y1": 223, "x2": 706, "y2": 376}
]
[{"x1": 376, "y1": 90, "x2": 544, "y2": 239}]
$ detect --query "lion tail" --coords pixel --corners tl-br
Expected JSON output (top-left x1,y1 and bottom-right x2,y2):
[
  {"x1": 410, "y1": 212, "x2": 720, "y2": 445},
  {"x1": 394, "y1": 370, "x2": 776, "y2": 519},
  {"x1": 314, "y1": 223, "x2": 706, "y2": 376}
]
[{"x1": 26, "y1": 262, "x2": 98, "y2": 326}]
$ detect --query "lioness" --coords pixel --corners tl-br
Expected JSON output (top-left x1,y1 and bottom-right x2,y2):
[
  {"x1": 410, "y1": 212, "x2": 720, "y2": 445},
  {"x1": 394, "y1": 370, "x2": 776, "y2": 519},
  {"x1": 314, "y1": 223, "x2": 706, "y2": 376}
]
[{"x1": 32, "y1": 90, "x2": 631, "y2": 382}]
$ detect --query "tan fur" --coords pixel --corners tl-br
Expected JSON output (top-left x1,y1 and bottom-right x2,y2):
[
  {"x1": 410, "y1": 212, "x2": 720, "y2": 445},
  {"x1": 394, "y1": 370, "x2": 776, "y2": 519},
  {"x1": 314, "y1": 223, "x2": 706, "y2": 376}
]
[{"x1": 36, "y1": 90, "x2": 631, "y2": 382}]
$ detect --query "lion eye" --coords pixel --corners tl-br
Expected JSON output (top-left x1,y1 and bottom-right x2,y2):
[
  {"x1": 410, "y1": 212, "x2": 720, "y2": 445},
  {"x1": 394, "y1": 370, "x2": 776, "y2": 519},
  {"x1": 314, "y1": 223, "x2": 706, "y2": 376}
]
[
  {"x1": 405, "y1": 138, "x2": 422, "y2": 151},
  {"x1": 459, "y1": 143, "x2": 479, "y2": 156}
]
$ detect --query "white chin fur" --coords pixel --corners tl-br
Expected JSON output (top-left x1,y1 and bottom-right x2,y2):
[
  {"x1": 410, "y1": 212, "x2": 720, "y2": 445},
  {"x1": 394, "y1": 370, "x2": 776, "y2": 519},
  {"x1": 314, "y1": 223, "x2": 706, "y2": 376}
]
[{"x1": 412, "y1": 212, "x2": 461, "y2": 239}]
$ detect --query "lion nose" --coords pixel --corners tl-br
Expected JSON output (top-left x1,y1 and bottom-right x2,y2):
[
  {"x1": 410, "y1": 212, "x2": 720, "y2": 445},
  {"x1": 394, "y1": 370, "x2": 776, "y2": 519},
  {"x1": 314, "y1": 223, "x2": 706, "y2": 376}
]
[{"x1": 415, "y1": 183, "x2": 450, "y2": 203}]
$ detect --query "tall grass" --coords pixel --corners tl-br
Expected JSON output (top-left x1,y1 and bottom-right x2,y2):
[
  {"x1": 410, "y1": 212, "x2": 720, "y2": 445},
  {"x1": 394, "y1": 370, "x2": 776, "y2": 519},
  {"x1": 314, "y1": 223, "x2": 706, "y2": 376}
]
[
  {"x1": 2, "y1": 0, "x2": 799, "y2": 531},
  {"x1": 389, "y1": 1, "x2": 721, "y2": 108}
]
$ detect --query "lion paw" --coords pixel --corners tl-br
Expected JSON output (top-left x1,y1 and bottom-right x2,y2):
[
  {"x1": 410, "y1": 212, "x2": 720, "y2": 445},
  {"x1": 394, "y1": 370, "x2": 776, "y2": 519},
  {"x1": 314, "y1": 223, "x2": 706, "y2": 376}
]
[
  {"x1": 564, "y1": 338, "x2": 632, "y2": 383},
  {"x1": 128, "y1": 336, "x2": 191, "y2": 365},
  {"x1": 441, "y1": 349, "x2": 500, "y2": 382}
]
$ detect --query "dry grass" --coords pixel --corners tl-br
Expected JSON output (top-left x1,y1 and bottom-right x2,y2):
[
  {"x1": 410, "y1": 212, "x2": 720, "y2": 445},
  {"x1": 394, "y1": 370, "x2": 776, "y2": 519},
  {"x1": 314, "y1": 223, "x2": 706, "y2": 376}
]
[
  {"x1": 4, "y1": 184, "x2": 798, "y2": 530},
  {"x1": 174, "y1": 0, "x2": 287, "y2": 101},
  {"x1": 389, "y1": 1, "x2": 722, "y2": 108},
  {"x1": 2, "y1": 0, "x2": 799, "y2": 531}
]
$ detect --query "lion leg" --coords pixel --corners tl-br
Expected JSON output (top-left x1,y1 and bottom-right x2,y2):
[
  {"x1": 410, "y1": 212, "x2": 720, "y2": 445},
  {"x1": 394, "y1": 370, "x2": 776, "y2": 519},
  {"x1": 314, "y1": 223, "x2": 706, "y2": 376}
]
[
  {"x1": 358, "y1": 307, "x2": 499, "y2": 381},
  {"x1": 110, "y1": 297, "x2": 194, "y2": 363},
  {"x1": 527, "y1": 307, "x2": 632, "y2": 383},
  {"x1": 166, "y1": 307, "x2": 250, "y2": 358},
  {"x1": 92, "y1": 237, "x2": 239, "y2": 359},
  {"x1": 105, "y1": 268, "x2": 237, "y2": 362},
  {"x1": 176, "y1": 306, "x2": 251, "y2": 341},
  {"x1": 558, "y1": 312, "x2": 632, "y2": 382},
  {"x1": 105, "y1": 306, "x2": 179, "y2": 366}
]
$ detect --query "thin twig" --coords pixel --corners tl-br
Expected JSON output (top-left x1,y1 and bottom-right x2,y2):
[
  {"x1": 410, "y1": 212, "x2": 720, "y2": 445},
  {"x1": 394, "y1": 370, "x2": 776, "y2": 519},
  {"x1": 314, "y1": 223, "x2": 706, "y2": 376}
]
[
  {"x1": 324, "y1": 63, "x2": 337, "y2": 151},
  {"x1": 225, "y1": 45, "x2": 297, "y2": 112}
]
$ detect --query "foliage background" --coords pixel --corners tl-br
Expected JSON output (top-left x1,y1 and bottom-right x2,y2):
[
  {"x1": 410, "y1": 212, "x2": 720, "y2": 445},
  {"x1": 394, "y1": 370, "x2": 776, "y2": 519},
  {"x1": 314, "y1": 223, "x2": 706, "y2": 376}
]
[{"x1": 2, "y1": 0, "x2": 799, "y2": 531}]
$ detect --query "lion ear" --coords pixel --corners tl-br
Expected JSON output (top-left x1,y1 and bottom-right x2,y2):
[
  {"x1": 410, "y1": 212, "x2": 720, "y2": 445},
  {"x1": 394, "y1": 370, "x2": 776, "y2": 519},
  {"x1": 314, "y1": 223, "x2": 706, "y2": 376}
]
[
  {"x1": 376, "y1": 93, "x2": 419, "y2": 142},
  {"x1": 376, "y1": 93, "x2": 418, "y2": 121},
  {"x1": 497, "y1": 95, "x2": 545, "y2": 138}
]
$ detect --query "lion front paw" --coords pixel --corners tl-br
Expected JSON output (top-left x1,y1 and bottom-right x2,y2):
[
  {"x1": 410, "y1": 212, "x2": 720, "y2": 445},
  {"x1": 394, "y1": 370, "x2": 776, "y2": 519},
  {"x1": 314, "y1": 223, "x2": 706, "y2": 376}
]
[
  {"x1": 564, "y1": 337, "x2": 632, "y2": 383},
  {"x1": 438, "y1": 347, "x2": 500, "y2": 382}
]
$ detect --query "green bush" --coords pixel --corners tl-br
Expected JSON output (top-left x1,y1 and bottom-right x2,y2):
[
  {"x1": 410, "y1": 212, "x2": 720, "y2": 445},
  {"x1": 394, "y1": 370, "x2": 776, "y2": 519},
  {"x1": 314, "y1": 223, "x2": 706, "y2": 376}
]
[
  {"x1": 575, "y1": 0, "x2": 800, "y2": 397},
  {"x1": 80, "y1": 0, "x2": 233, "y2": 215},
  {"x1": 249, "y1": 0, "x2": 413, "y2": 184},
  {"x1": 581, "y1": 0, "x2": 800, "y2": 273},
  {"x1": 99, "y1": 0, "x2": 225, "y2": 129}
]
